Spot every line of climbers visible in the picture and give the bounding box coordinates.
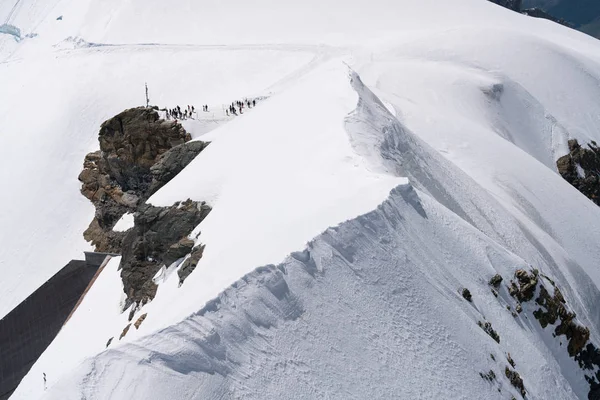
[166,105,201,120]
[162,97,261,121]
[226,98,256,116]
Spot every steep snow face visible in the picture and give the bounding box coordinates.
[5,0,600,399]
[37,187,581,400]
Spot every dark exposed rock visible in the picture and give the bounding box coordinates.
[480,370,497,383]
[163,237,196,268]
[533,282,589,356]
[576,343,600,371]
[178,245,205,286]
[509,269,538,302]
[148,141,208,196]
[79,107,208,254]
[507,353,516,368]
[119,200,210,307]
[478,320,500,343]
[512,271,600,398]
[557,139,600,207]
[489,274,503,287]
[505,367,526,398]
[98,107,190,192]
[462,288,473,302]
[78,107,212,318]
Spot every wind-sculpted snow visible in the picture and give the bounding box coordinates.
[41,184,582,399]
[6,0,600,398]
[17,62,600,400]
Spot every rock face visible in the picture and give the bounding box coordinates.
[79,107,210,306]
[489,274,503,287]
[509,269,538,302]
[557,139,600,206]
[79,107,208,253]
[505,367,526,398]
[98,106,190,192]
[506,268,600,399]
[478,320,500,343]
[177,245,205,285]
[120,200,211,308]
[134,313,147,329]
[148,141,208,196]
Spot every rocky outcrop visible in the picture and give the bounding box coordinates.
[508,269,538,302]
[98,106,190,191]
[178,245,205,285]
[119,324,131,340]
[489,274,503,287]
[134,313,147,329]
[79,107,208,253]
[478,320,500,343]
[533,284,590,357]
[148,141,208,196]
[120,200,210,307]
[505,367,526,398]
[507,268,600,398]
[79,107,211,306]
[462,288,472,302]
[557,139,600,206]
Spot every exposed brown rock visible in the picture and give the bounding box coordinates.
[479,369,497,383]
[79,107,208,254]
[557,139,600,206]
[98,107,190,191]
[119,324,131,340]
[134,313,147,329]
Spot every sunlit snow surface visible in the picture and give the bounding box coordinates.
[3,0,600,399]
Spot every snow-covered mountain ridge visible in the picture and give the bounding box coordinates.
[3,0,600,399]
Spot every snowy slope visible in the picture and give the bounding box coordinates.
[0,41,315,318]
[4,0,600,399]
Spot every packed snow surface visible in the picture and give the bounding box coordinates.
[111,213,134,232]
[3,0,600,399]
